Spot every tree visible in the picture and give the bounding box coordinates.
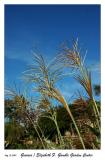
[94,85,100,96]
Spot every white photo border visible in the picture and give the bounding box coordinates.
[0,0,105,159]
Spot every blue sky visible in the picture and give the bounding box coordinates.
[5,5,101,102]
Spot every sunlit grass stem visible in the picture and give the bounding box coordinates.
[79,64,100,131]
[61,96,86,149]
[41,112,65,147]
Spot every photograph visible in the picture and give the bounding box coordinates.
[4,4,101,150]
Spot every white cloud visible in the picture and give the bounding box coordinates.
[5,49,33,64]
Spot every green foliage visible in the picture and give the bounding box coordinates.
[5,121,25,148]
[94,85,101,96]
[5,98,101,149]
[56,106,71,134]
